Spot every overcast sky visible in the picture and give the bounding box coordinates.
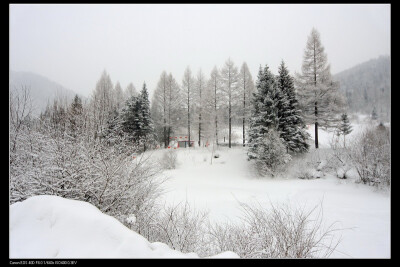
[10,4,390,98]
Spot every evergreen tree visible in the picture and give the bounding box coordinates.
[102,108,124,145]
[247,65,290,176]
[337,113,352,147]
[120,95,139,142]
[68,94,83,138]
[371,107,378,120]
[121,82,154,151]
[138,82,154,151]
[277,61,309,153]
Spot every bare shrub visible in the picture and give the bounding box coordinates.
[148,201,209,254]
[208,201,341,258]
[348,125,390,188]
[293,148,330,179]
[161,149,178,169]
[325,135,353,179]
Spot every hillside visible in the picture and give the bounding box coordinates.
[334,55,390,122]
[9,71,82,116]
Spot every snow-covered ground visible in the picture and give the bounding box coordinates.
[9,114,390,259]
[9,195,239,259]
[157,116,390,258]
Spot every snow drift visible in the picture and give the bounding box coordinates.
[9,195,239,258]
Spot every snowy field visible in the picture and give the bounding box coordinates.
[9,115,390,259]
[157,116,390,258]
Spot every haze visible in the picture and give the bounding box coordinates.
[9,4,390,98]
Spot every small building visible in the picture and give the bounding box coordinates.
[169,134,195,148]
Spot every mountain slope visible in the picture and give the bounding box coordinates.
[334,55,390,121]
[9,71,82,116]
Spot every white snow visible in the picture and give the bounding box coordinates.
[10,115,389,259]
[9,195,239,259]
[157,118,390,258]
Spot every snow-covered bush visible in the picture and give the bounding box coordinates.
[249,129,291,177]
[208,201,341,258]
[294,148,329,179]
[9,96,165,237]
[327,136,353,179]
[161,149,178,169]
[149,201,209,255]
[348,125,390,188]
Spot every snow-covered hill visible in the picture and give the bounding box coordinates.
[9,195,238,259]
[9,71,84,116]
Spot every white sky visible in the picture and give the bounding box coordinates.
[9,4,390,98]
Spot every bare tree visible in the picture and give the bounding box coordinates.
[113,81,125,110]
[221,58,239,148]
[182,67,195,147]
[9,85,34,154]
[238,62,255,147]
[90,70,114,138]
[194,69,207,147]
[124,82,138,100]
[296,28,345,148]
[205,66,222,146]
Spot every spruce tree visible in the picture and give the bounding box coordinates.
[120,83,154,152]
[138,82,154,151]
[248,65,278,160]
[371,107,378,120]
[277,61,309,153]
[337,113,352,147]
[68,94,83,139]
[248,64,290,175]
[121,95,139,142]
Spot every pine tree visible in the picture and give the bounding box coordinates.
[277,61,309,153]
[337,113,352,147]
[68,94,83,139]
[247,65,290,175]
[138,82,154,151]
[248,65,279,158]
[371,107,378,120]
[121,95,139,142]
[120,83,154,151]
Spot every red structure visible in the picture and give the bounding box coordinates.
[170,135,194,148]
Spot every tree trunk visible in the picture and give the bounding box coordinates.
[229,104,231,148]
[315,102,318,149]
[215,78,218,146]
[187,83,191,147]
[163,78,167,148]
[199,80,202,147]
[228,70,231,148]
[243,77,246,147]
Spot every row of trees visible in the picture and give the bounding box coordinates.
[151,60,255,148]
